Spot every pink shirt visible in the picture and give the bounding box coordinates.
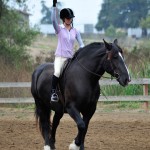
[51,7,84,58]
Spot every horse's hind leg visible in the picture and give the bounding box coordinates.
[41,114,51,150]
[35,100,51,150]
[66,104,85,150]
[50,110,64,149]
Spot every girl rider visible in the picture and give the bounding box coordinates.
[51,0,84,102]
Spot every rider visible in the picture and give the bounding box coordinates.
[51,0,84,102]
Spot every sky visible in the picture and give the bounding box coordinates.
[26,0,103,26]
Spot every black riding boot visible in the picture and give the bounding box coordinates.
[51,75,59,102]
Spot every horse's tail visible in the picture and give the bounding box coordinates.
[31,67,42,126]
[31,64,52,138]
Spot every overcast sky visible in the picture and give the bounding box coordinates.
[27,0,103,26]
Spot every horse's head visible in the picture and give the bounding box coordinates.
[103,39,131,86]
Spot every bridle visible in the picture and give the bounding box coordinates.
[106,50,120,80]
[74,50,120,80]
[69,48,121,101]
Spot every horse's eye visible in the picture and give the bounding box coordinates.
[113,54,118,59]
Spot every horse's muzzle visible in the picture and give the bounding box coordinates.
[119,76,131,86]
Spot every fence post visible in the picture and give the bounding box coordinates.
[143,84,149,111]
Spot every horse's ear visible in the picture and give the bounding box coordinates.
[114,39,118,45]
[103,39,112,50]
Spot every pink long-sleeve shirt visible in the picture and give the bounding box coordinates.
[51,7,84,58]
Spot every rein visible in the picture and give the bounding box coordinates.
[74,51,114,79]
[75,54,103,78]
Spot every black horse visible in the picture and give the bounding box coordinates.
[31,39,130,150]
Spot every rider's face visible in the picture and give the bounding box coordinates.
[64,18,73,25]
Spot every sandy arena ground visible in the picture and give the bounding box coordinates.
[0,107,150,150]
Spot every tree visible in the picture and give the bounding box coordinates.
[96,0,150,31]
[0,0,7,20]
[140,16,150,29]
[105,24,126,38]
[105,24,116,37]
[140,16,150,36]
[40,0,62,24]
[0,0,38,67]
[40,0,52,24]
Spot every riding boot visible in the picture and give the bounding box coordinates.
[51,75,59,102]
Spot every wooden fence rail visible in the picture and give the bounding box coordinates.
[99,78,150,110]
[0,78,149,108]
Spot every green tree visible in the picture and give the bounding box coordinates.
[140,16,150,36]
[105,24,126,38]
[140,16,150,28]
[40,1,62,24]
[96,0,150,31]
[105,24,116,37]
[40,0,52,24]
[0,0,38,67]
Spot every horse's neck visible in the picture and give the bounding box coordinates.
[77,51,106,77]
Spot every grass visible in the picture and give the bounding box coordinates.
[101,84,144,96]
[96,101,146,112]
[117,102,141,109]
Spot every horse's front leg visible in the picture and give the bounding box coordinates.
[76,104,97,150]
[66,104,85,150]
[50,109,64,149]
[75,118,89,150]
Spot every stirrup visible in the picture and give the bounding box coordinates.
[51,92,59,102]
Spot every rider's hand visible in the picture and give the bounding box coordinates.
[53,0,57,7]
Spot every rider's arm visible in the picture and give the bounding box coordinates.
[51,7,60,34]
[76,30,84,48]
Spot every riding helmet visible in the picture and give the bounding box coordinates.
[60,8,75,19]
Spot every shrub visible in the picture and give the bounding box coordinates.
[105,25,126,38]
[0,8,38,67]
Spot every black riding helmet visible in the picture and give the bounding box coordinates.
[60,8,75,19]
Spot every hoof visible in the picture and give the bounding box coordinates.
[44,145,51,150]
[69,140,80,150]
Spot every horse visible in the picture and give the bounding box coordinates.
[31,39,130,150]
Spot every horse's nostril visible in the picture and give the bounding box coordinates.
[125,78,130,85]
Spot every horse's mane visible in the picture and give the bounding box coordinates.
[72,42,105,60]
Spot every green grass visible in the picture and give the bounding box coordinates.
[97,101,144,112]
[117,102,141,109]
